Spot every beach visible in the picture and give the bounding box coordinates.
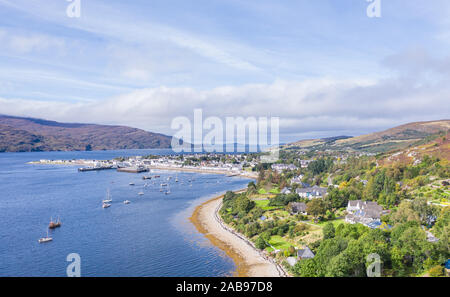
[190,193,287,277]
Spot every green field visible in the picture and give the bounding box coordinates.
[265,235,293,252]
[254,199,280,211]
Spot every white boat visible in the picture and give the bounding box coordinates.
[38,230,53,243]
[102,189,112,203]
[102,202,111,209]
[123,200,131,204]
[138,192,144,196]
[129,182,135,186]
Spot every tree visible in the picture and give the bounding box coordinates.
[434,207,450,238]
[288,246,296,256]
[390,222,430,274]
[293,258,317,277]
[391,201,420,224]
[323,223,335,239]
[247,181,257,195]
[255,236,268,250]
[306,199,327,220]
[236,195,255,214]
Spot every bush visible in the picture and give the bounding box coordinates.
[255,236,267,250]
[429,266,444,277]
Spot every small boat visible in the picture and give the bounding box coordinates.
[102,189,112,203]
[142,176,152,180]
[123,200,131,204]
[38,230,53,244]
[154,175,160,178]
[138,192,144,196]
[161,183,168,187]
[102,202,111,209]
[129,182,135,186]
[48,216,62,229]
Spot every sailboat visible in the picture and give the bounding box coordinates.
[175,174,179,183]
[123,200,131,204]
[38,229,53,243]
[48,216,62,229]
[102,202,111,209]
[103,189,112,203]
[165,185,171,195]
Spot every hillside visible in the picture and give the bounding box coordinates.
[286,120,450,153]
[378,133,450,167]
[0,115,172,152]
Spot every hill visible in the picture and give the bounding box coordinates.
[286,120,450,153]
[0,115,172,152]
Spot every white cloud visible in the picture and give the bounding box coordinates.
[1,73,448,141]
[0,29,65,54]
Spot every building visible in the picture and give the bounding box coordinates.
[299,160,313,168]
[297,246,315,260]
[271,164,298,173]
[290,202,307,215]
[296,185,327,199]
[286,257,298,267]
[290,175,304,185]
[345,200,384,227]
[281,187,292,194]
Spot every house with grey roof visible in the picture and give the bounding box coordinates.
[271,164,298,173]
[296,185,327,199]
[345,200,383,227]
[290,202,307,215]
[297,246,315,260]
[290,175,304,185]
[281,187,292,194]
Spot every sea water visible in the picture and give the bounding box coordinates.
[0,150,250,276]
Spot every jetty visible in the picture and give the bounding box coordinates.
[78,166,114,172]
[117,167,149,173]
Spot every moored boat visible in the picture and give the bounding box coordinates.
[48,216,62,229]
[38,230,53,243]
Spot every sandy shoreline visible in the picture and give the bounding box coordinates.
[190,192,287,277]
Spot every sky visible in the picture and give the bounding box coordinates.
[0,0,449,142]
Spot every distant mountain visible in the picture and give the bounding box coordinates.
[286,120,450,153]
[0,115,172,152]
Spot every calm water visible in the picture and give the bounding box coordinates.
[0,150,250,277]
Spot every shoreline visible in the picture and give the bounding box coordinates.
[190,191,288,277]
[28,161,258,180]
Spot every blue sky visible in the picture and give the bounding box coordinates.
[0,0,449,141]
